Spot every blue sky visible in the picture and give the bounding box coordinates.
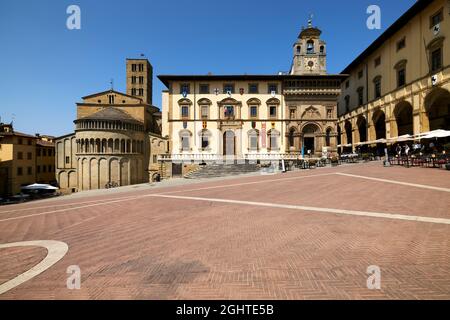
[0,0,416,137]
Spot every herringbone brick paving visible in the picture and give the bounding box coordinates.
[0,162,449,299]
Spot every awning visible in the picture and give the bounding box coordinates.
[420,129,450,139]
[388,134,414,143]
[337,144,352,148]
[21,183,59,190]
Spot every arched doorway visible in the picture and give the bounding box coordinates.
[373,110,386,139]
[356,116,367,143]
[344,120,352,144]
[223,131,235,156]
[372,109,386,156]
[337,125,342,144]
[199,129,212,151]
[425,88,450,131]
[394,101,413,136]
[302,123,319,154]
[337,125,342,154]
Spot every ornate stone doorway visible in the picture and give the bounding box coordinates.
[302,123,320,154]
[304,137,315,153]
[223,130,236,157]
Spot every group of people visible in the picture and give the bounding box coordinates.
[393,140,446,157]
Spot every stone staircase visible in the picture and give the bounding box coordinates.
[184,163,261,179]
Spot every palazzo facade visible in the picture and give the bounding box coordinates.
[159,20,346,167]
[337,0,450,151]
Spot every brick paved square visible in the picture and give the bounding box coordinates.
[0,162,449,300]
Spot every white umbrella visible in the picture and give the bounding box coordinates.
[21,183,59,190]
[421,129,450,139]
[388,134,414,142]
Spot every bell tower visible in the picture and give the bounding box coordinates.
[290,17,327,75]
[126,58,153,105]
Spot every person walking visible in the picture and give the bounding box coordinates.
[396,144,402,157]
[404,144,411,168]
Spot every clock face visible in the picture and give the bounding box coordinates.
[308,61,314,68]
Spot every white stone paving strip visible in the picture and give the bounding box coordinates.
[159,173,336,195]
[0,196,143,223]
[147,194,450,225]
[0,195,140,215]
[0,173,333,222]
[0,240,69,295]
[335,172,450,193]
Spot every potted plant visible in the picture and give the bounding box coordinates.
[330,156,339,166]
[309,159,317,168]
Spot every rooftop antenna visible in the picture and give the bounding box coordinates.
[110,78,114,91]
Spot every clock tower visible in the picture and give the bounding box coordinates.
[290,17,327,75]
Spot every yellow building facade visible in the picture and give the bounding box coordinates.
[0,123,56,196]
[337,0,450,150]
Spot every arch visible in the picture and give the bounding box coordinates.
[58,171,68,189]
[247,129,259,151]
[101,139,107,153]
[302,123,320,135]
[197,98,212,105]
[223,130,236,156]
[356,115,367,142]
[82,158,90,190]
[177,98,192,105]
[344,120,353,145]
[337,125,342,147]
[267,129,280,151]
[266,98,280,105]
[393,101,413,136]
[68,170,77,189]
[120,159,129,186]
[126,140,131,153]
[306,39,314,54]
[247,98,261,105]
[95,139,100,153]
[109,158,120,185]
[151,172,161,183]
[179,129,192,152]
[107,139,113,153]
[219,97,240,105]
[99,158,108,188]
[424,87,450,131]
[199,129,212,150]
[90,158,99,189]
[372,109,386,139]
